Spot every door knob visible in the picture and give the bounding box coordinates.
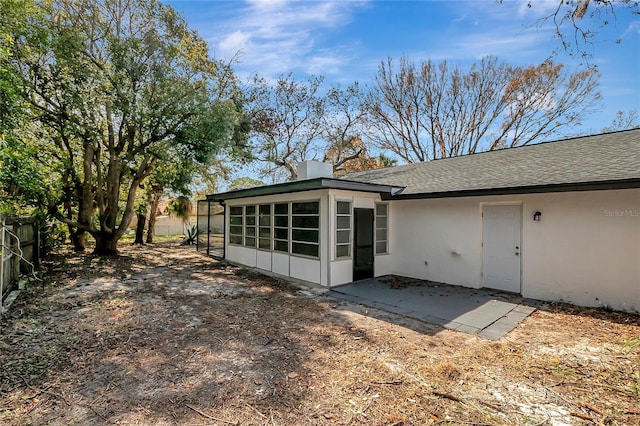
[515,252,520,256]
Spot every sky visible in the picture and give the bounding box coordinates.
[165,0,639,131]
[165,0,639,185]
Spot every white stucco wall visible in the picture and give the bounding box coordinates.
[521,189,640,312]
[385,189,640,312]
[386,197,486,288]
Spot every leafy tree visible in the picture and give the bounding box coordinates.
[228,177,265,190]
[0,0,48,215]
[168,196,193,231]
[365,56,600,163]
[6,0,243,254]
[376,153,398,168]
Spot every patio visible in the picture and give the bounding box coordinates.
[329,275,540,340]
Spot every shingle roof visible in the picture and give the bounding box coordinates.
[339,129,640,198]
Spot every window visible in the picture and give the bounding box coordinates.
[229,206,243,245]
[291,201,319,257]
[244,205,256,247]
[258,204,271,250]
[375,203,388,254]
[273,202,289,253]
[335,201,351,258]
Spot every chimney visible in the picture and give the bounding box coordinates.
[297,160,333,180]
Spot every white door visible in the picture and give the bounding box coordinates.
[482,205,521,293]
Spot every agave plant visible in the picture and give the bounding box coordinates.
[181,225,198,246]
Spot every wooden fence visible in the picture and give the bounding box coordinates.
[1,216,39,302]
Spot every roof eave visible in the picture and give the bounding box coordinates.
[384,178,640,200]
[206,178,402,202]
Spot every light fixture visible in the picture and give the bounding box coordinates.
[533,211,542,221]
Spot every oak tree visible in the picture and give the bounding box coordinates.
[6,0,243,254]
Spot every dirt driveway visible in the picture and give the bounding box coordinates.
[1,243,638,425]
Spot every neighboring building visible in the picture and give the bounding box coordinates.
[129,199,198,236]
[199,129,640,312]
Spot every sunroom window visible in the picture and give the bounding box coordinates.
[375,203,388,254]
[244,205,256,247]
[229,206,243,245]
[291,201,319,257]
[336,201,351,258]
[273,202,289,253]
[258,204,272,250]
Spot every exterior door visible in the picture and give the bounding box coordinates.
[482,205,521,293]
[353,208,374,281]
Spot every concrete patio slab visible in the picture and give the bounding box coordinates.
[329,275,540,340]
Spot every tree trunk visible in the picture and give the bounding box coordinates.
[93,231,119,256]
[146,188,162,244]
[134,213,146,244]
[70,229,86,252]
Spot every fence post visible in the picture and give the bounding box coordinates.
[34,221,40,269]
[11,223,20,286]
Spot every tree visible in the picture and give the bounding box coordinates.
[168,196,193,232]
[6,0,243,254]
[138,151,234,244]
[0,0,48,215]
[228,177,265,190]
[248,76,383,181]
[512,0,640,57]
[321,83,385,175]
[602,110,639,131]
[249,74,325,181]
[365,56,600,163]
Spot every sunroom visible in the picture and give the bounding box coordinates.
[197,163,400,287]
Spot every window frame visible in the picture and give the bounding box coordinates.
[228,205,244,246]
[290,200,320,258]
[243,205,257,248]
[273,202,290,253]
[375,203,389,255]
[335,200,352,259]
[258,204,272,251]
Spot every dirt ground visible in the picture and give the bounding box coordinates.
[0,243,638,426]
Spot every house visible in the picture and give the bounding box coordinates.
[200,129,640,313]
[129,198,205,236]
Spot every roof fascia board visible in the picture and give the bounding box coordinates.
[383,179,640,200]
[207,178,399,202]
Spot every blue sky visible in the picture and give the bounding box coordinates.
[166,0,639,138]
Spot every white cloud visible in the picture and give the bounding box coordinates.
[218,30,252,57]
[247,0,289,8]
[203,0,369,78]
[621,20,640,39]
[516,0,559,18]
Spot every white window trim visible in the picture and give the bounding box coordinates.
[335,200,352,259]
[375,202,389,255]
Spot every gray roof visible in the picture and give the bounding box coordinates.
[339,129,640,198]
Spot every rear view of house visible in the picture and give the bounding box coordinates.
[199,129,640,313]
